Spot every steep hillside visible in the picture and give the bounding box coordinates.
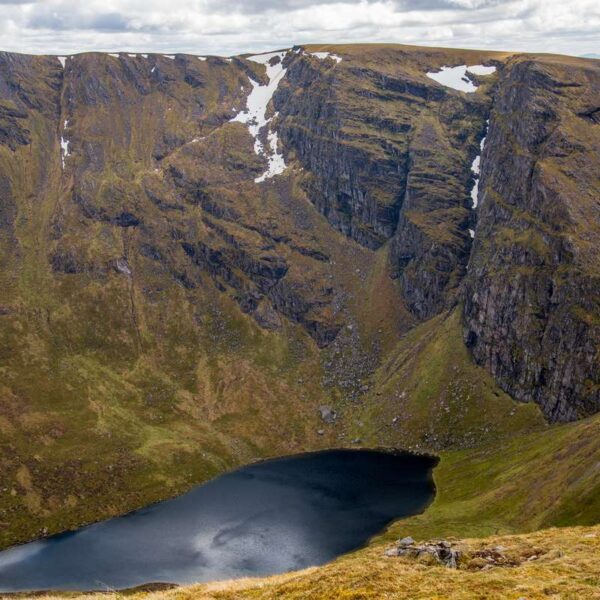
[0,44,598,552]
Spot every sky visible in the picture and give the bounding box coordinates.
[0,0,597,57]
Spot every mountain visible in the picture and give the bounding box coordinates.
[0,44,599,551]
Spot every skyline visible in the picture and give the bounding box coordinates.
[0,0,597,58]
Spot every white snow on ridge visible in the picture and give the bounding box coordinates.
[310,51,342,64]
[426,64,496,93]
[466,65,496,76]
[198,56,207,61]
[231,50,289,183]
[57,56,67,68]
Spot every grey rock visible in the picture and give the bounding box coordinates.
[318,405,337,424]
[386,539,461,568]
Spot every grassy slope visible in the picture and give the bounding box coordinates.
[350,309,545,450]
[10,307,600,599]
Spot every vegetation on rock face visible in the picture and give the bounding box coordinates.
[0,44,598,584]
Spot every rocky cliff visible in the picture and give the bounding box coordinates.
[275,46,493,318]
[463,55,600,422]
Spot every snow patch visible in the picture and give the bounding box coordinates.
[60,119,72,169]
[466,65,496,76]
[469,228,475,238]
[198,56,207,61]
[231,50,289,183]
[164,55,175,60]
[57,56,67,68]
[426,64,496,93]
[310,51,342,63]
[151,66,156,74]
[109,53,119,58]
[60,136,70,169]
[255,131,286,182]
[469,119,489,209]
[141,54,148,59]
[128,53,137,58]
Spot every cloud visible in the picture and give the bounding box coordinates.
[0,0,596,57]
[27,10,134,32]
[159,0,509,14]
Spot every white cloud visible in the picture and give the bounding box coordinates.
[0,0,596,56]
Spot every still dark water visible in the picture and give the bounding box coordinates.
[0,449,436,593]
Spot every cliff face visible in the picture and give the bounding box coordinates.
[275,47,493,318]
[463,55,600,422]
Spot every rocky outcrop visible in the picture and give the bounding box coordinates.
[385,537,461,568]
[384,535,550,570]
[463,56,600,421]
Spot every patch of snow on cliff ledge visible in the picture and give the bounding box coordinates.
[470,119,489,209]
[426,64,496,93]
[311,51,342,63]
[231,50,289,183]
[60,120,70,169]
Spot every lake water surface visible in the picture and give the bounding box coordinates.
[0,449,436,592]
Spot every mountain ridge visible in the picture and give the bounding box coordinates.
[0,42,598,550]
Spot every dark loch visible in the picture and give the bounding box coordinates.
[0,449,436,592]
